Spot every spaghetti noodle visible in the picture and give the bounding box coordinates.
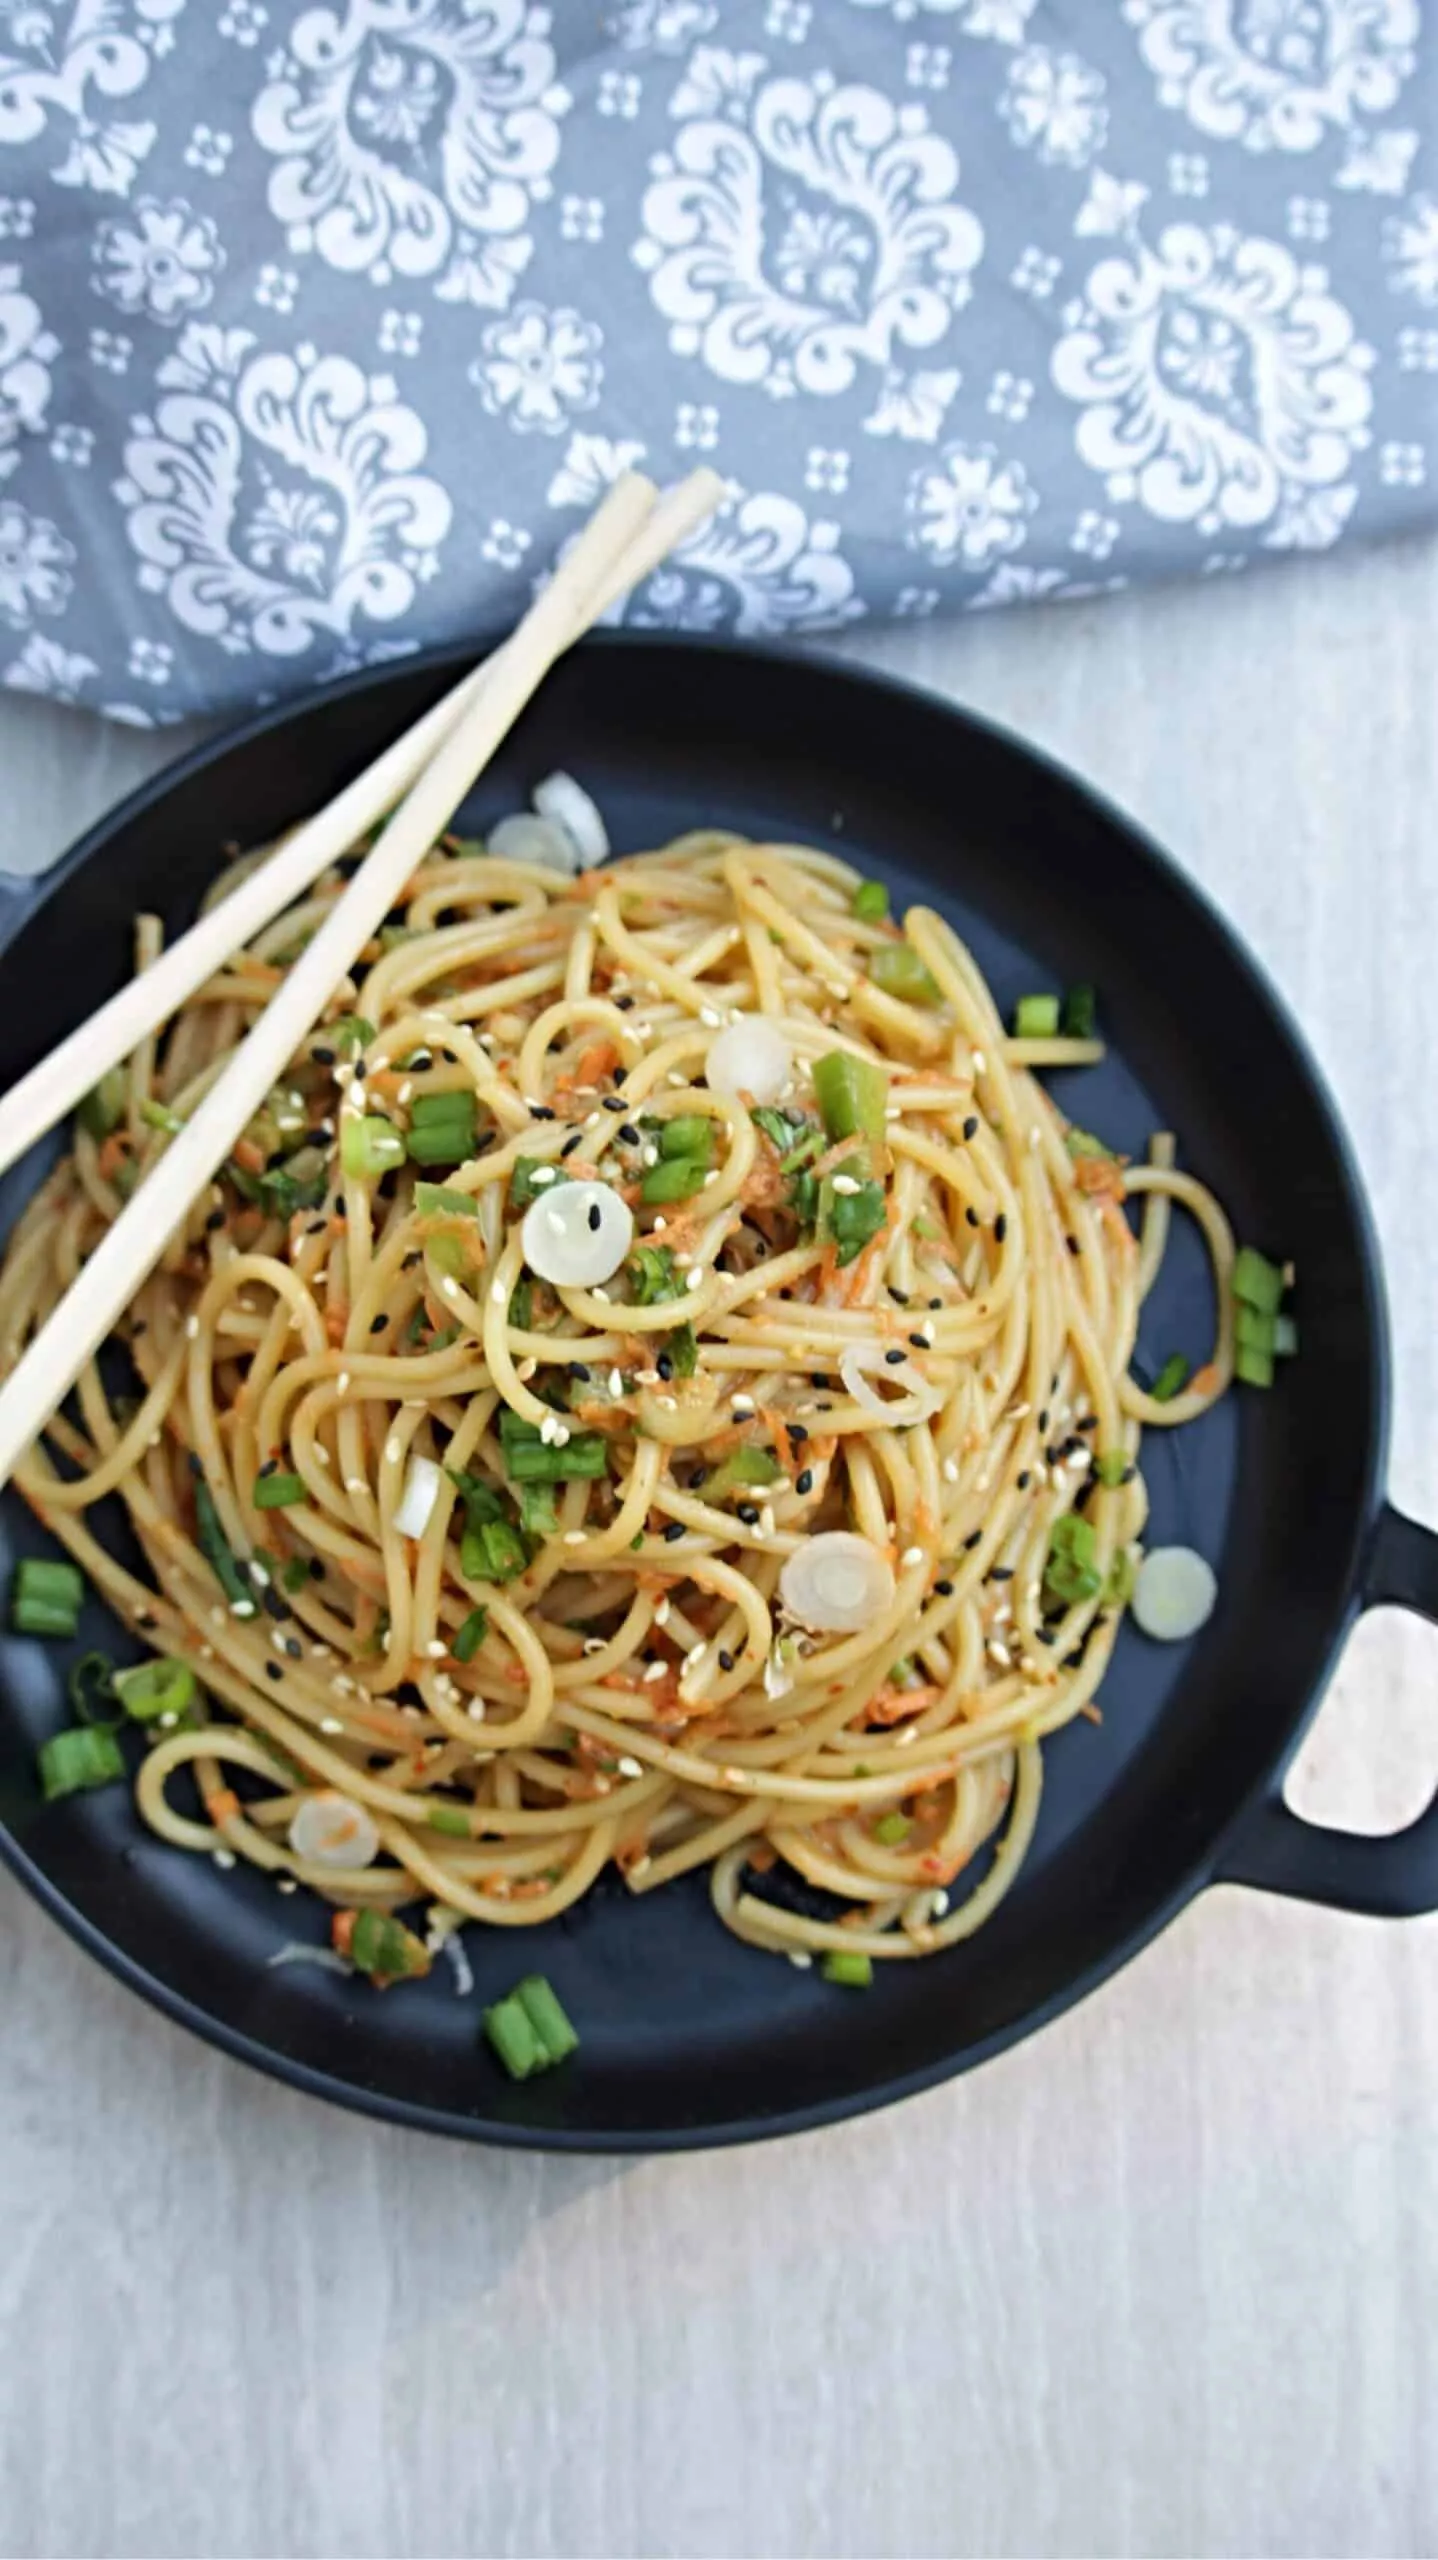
[0,824,1236,1971]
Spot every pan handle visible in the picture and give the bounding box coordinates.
[1215,1503,1438,1917]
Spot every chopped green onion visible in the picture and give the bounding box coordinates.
[427,1803,470,1837]
[1043,1514,1103,1608]
[11,1556,84,1638]
[509,1156,570,1211]
[499,1415,609,1483]
[193,1478,256,1615]
[779,1126,824,1174]
[329,1015,375,1056]
[1151,1353,1190,1403]
[658,1114,714,1166]
[508,1277,533,1332]
[821,1951,873,1988]
[461,1516,528,1585]
[889,1656,918,1684]
[515,1973,579,2064]
[1233,1245,1285,1316]
[483,1991,547,2080]
[341,1908,430,1982]
[665,1321,698,1380]
[112,1656,196,1723]
[341,1114,406,1180]
[406,1092,477,1166]
[812,1049,888,1145]
[1105,1549,1138,1607]
[253,1470,306,1509]
[76,1067,126,1141]
[39,1725,125,1801]
[139,1096,185,1135]
[69,1650,119,1728]
[414,1182,478,1218]
[627,1242,683,1304]
[869,946,941,1007]
[1013,994,1060,1038]
[1235,1342,1274,1389]
[446,1468,508,1524]
[1065,1128,1114,1161]
[452,1606,488,1663]
[282,1555,312,1593]
[872,1810,912,1847]
[259,1148,328,1219]
[1094,1449,1130,1488]
[427,1231,467,1281]
[704,1446,783,1501]
[1273,1312,1299,1358]
[851,879,890,922]
[1235,1304,1275,1354]
[1061,983,1097,1040]
[518,1482,560,1539]
[641,1156,708,1204]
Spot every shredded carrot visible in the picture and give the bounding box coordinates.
[865,1682,941,1727]
[205,1787,241,1827]
[324,1302,349,1346]
[1074,1154,1127,1204]
[232,1136,266,1176]
[331,1909,358,1958]
[574,1039,620,1086]
[1189,1362,1220,1398]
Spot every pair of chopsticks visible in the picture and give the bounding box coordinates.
[0,467,723,1492]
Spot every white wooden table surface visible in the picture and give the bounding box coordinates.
[2,538,1436,2560]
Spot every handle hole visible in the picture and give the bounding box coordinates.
[1284,1608,1438,1838]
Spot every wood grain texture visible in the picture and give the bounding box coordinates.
[2,535,1436,2560]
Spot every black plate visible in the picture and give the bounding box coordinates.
[2,637,1436,2152]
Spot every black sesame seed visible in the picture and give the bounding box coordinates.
[962,1116,978,1140]
[963,1529,983,1551]
[615,995,635,1011]
[1037,1628,1057,1646]
[587,1203,602,1232]
[531,1104,556,1122]
[884,1347,905,1366]
[656,1354,673,1382]
[1038,1409,1050,1432]
[1120,1464,1137,1485]
[1066,1235,1082,1256]
[259,1457,278,1478]
[369,1315,388,1335]
[402,1250,422,1270]
[308,1558,324,1580]
[662,1521,685,1543]
[966,1208,979,1228]
[1017,1470,1032,1490]
[561,1131,585,1158]
[264,1662,283,1681]
[787,1422,808,1444]
[934,1579,954,1597]
[796,1468,814,1496]
[989,1566,1014,1583]
[1076,1413,1099,1433]
[206,1207,226,1232]
[312,1044,335,1067]
[602,1096,625,1113]
[809,1373,832,1389]
[188,1454,203,1478]
[619,1123,641,1144]
[408,1050,433,1072]
[262,1588,290,1623]
[994,1214,1008,1244]
[908,1332,927,1349]
[889,1287,910,1306]
[1045,1447,1061,1469]
[306,1218,327,1237]
[736,1501,761,1525]
[567,1361,591,1382]
[283,1637,303,1659]
[718,1650,734,1672]
[928,1298,942,1311]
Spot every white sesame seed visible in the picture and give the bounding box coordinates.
[320,1716,344,1733]
[1029,1125,1042,1150]
[917,1323,935,1345]
[896,1725,920,1746]
[426,1639,448,1658]
[608,1367,623,1397]
[397,1080,413,1106]
[702,1169,719,1187]
[184,1314,200,1340]
[787,1950,813,1970]
[490,1280,507,1304]
[758,1505,775,1539]
[592,1285,610,1303]
[901,1545,925,1567]
[942,1456,961,1484]
[349,1084,367,1113]
[336,1371,350,1393]
[212,1848,236,1869]
[700,1006,722,1028]
[440,1277,459,1299]
[684,1642,705,1667]
[628,1854,652,1880]
[530,1165,556,1187]
[617,1755,643,1778]
[384,1436,402,1466]
[731,1393,754,1415]
[643,1659,667,1683]
[652,1214,668,1233]
[831,1174,860,1196]
[468,1701,486,1722]
[248,1559,269,1587]
[345,1476,367,1494]
[641,1143,658,1167]
[972,1050,986,1074]
[931,1890,950,1917]
[685,1266,703,1292]
[539,1413,558,1444]
[986,1639,1012,1667]
[230,1599,257,1619]
[277,1876,298,1895]
[552,1422,570,1446]
[516,1357,537,1381]
[563,1530,587,1546]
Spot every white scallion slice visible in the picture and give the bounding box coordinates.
[840,1341,943,1426]
[705,1016,791,1108]
[521,1178,633,1288]
[393,1452,441,1540]
[1131,1546,1217,1643]
[487,813,578,872]
[780,1531,895,1635]
[533,770,609,867]
[266,1942,354,1975]
[288,1792,382,1871]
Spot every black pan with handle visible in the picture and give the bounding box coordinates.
[1,637,1434,2149]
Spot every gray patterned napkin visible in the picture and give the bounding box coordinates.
[0,0,1431,725]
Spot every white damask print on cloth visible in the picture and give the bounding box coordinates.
[635,53,983,395]
[251,0,569,305]
[0,0,1428,722]
[1053,218,1374,535]
[114,323,451,654]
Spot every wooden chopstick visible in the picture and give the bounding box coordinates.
[0,467,723,1184]
[0,467,722,1491]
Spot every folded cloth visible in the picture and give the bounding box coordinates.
[0,0,1431,725]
